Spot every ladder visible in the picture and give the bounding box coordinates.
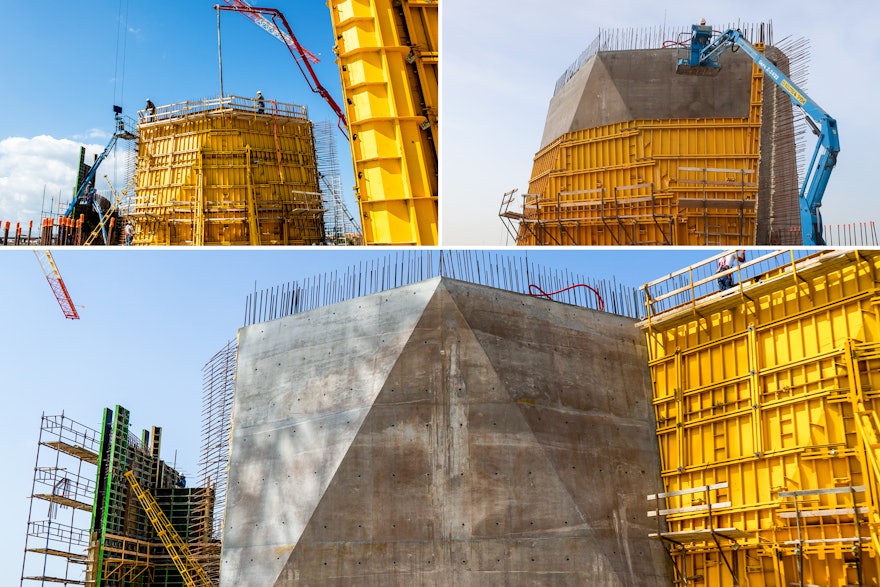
[122,470,212,587]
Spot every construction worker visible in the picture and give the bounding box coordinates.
[176,474,186,488]
[145,98,156,121]
[124,221,134,246]
[717,250,746,291]
[256,91,265,114]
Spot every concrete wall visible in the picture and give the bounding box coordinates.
[222,278,668,586]
[541,48,754,148]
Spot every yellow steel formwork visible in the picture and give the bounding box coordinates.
[517,48,765,247]
[132,96,324,246]
[328,0,438,245]
[639,250,880,586]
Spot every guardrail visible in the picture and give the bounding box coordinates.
[640,249,817,318]
[138,94,308,123]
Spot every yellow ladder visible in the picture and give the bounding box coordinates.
[83,205,117,246]
[123,470,212,587]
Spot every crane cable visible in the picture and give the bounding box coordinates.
[113,0,130,107]
[528,283,605,312]
[111,0,131,186]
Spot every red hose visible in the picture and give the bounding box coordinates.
[528,283,605,312]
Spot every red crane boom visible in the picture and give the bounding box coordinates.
[33,251,80,320]
[217,2,348,138]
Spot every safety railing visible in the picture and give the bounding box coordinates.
[26,519,92,549]
[40,413,101,455]
[138,94,308,123]
[640,249,818,319]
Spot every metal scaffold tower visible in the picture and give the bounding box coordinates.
[20,413,101,586]
[314,120,360,244]
[198,340,238,585]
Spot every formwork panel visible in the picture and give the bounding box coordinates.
[518,118,760,246]
[329,0,438,245]
[517,48,767,246]
[132,96,323,246]
[639,250,880,587]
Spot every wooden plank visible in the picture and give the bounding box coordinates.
[783,536,869,545]
[678,166,754,174]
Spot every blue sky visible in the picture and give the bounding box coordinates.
[0,0,356,227]
[443,0,880,245]
[1,247,726,583]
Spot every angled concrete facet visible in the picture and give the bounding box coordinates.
[223,278,669,586]
[541,48,755,148]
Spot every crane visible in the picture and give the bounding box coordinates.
[216,2,349,138]
[33,250,80,320]
[64,106,137,244]
[676,23,840,246]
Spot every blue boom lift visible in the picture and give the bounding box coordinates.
[677,23,839,245]
[64,105,137,244]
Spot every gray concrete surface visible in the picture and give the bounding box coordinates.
[541,48,754,148]
[222,278,668,586]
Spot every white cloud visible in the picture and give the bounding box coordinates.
[73,128,111,141]
[0,135,112,225]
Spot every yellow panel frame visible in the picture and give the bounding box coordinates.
[132,97,324,246]
[517,48,765,246]
[639,250,880,586]
[328,0,438,245]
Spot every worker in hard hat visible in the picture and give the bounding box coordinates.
[124,221,134,246]
[717,250,746,290]
[145,98,156,121]
[256,91,265,115]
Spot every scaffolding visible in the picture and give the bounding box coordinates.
[197,340,237,585]
[21,406,219,587]
[20,413,100,586]
[313,120,360,244]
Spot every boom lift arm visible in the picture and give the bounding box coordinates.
[64,106,137,244]
[678,25,840,245]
